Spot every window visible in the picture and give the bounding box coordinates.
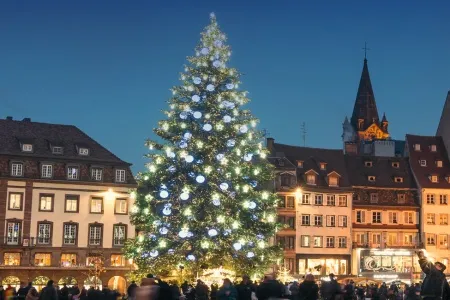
[86,255,103,267]
[394,177,403,183]
[437,160,443,168]
[392,162,399,168]
[89,224,102,246]
[78,147,89,155]
[326,215,336,227]
[356,210,366,223]
[65,195,79,213]
[302,194,310,205]
[431,144,437,152]
[338,237,347,248]
[404,212,414,224]
[286,196,295,208]
[91,168,103,181]
[301,235,310,247]
[306,174,316,185]
[328,176,338,187]
[368,176,376,182]
[431,175,439,183]
[52,146,63,154]
[427,234,435,245]
[286,236,295,250]
[372,233,381,245]
[67,166,79,180]
[326,237,335,248]
[427,194,435,204]
[338,216,348,227]
[420,160,427,167]
[314,194,323,205]
[114,169,126,183]
[113,224,127,246]
[326,195,335,206]
[314,215,323,226]
[414,144,421,151]
[388,212,398,224]
[338,195,347,206]
[61,254,77,267]
[356,233,368,245]
[4,253,20,266]
[111,254,126,267]
[39,194,53,212]
[63,223,77,245]
[280,174,291,187]
[115,198,128,214]
[283,258,295,272]
[37,223,51,244]
[11,163,23,177]
[441,195,448,205]
[6,222,20,245]
[320,163,327,170]
[313,236,323,248]
[370,193,378,203]
[353,193,360,202]
[90,197,103,213]
[439,234,448,249]
[8,193,22,210]
[387,233,397,246]
[41,164,53,178]
[301,215,310,226]
[427,213,436,225]
[34,253,51,266]
[297,161,303,168]
[372,212,382,224]
[440,214,449,225]
[22,144,33,152]
[397,194,406,204]
[365,161,373,167]
[277,197,285,208]
[404,234,414,245]
[285,216,295,229]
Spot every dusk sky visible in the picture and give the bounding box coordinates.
[1,1,449,172]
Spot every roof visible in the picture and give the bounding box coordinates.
[436,91,450,137]
[345,155,416,189]
[350,59,384,133]
[271,142,351,188]
[0,118,130,165]
[406,134,450,188]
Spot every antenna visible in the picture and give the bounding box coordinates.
[262,128,271,138]
[301,122,307,146]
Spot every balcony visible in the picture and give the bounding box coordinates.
[352,241,423,249]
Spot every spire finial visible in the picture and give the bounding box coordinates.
[362,42,370,60]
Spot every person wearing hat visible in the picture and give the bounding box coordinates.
[417,250,450,299]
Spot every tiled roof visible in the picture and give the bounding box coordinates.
[0,118,130,165]
[272,143,351,188]
[406,134,450,188]
[345,155,416,189]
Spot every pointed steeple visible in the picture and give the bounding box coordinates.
[381,112,387,123]
[350,58,380,132]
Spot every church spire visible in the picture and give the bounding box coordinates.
[350,58,380,132]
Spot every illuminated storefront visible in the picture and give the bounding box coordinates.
[297,254,351,277]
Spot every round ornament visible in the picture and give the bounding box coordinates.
[185,155,194,163]
[187,86,194,92]
[216,153,225,161]
[247,252,255,258]
[203,124,213,132]
[212,198,221,206]
[223,115,232,123]
[244,153,253,161]
[180,192,190,201]
[226,83,234,90]
[213,60,222,68]
[193,111,202,119]
[250,181,257,187]
[233,242,242,250]
[196,175,206,183]
[220,182,229,191]
[187,254,196,261]
[168,166,176,172]
[201,48,210,55]
[159,227,168,235]
[193,77,201,84]
[206,84,215,92]
[160,190,169,199]
[150,250,159,257]
[227,139,236,147]
[248,201,256,209]
[239,125,248,133]
[214,40,223,47]
[180,112,188,119]
[183,132,192,140]
[179,231,188,238]
[208,229,218,237]
[179,141,188,149]
[162,205,172,216]
[167,151,176,158]
[192,95,200,102]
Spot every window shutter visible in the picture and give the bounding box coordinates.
[290,175,296,186]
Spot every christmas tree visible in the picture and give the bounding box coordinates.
[125,13,280,278]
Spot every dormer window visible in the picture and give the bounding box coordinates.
[420,160,427,167]
[91,168,103,181]
[52,146,63,155]
[414,144,421,151]
[280,173,292,187]
[297,161,303,168]
[328,176,338,187]
[306,174,316,185]
[392,162,400,168]
[365,161,373,167]
[278,159,285,167]
[437,160,443,168]
[430,175,439,183]
[368,176,376,182]
[320,163,327,170]
[394,177,403,183]
[22,144,33,152]
[78,148,89,156]
[397,194,406,204]
[431,145,437,152]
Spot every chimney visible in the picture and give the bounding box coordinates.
[6,116,13,120]
[266,138,275,154]
[22,118,31,122]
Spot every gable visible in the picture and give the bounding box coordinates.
[358,123,389,141]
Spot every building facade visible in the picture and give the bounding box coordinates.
[0,117,136,292]
[268,139,353,278]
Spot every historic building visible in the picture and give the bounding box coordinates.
[0,117,136,292]
[268,138,353,278]
[406,134,450,273]
[346,155,421,283]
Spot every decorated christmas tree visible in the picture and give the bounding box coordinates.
[125,13,280,279]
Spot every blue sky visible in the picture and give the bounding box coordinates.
[1,1,449,172]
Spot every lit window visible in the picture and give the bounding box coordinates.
[431,145,437,152]
[115,199,128,214]
[338,216,347,227]
[52,146,63,154]
[440,214,448,225]
[67,166,79,180]
[34,253,51,266]
[372,212,382,224]
[404,212,414,224]
[91,168,103,181]
[404,234,414,245]
[302,194,310,205]
[111,254,126,267]
[427,234,435,245]
[368,176,376,182]
[320,163,327,170]
[4,253,20,266]
[301,215,310,226]
[326,195,335,206]
[8,193,22,210]
[306,174,316,185]
[37,223,51,244]
[338,195,347,206]
[365,161,373,167]
[39,194,53,211]
[370,193,378,203]
[431,175,439,183]
[88,225,102,246]
[22,144,33,152]
[437,160,443,168]
[313,236,323,248]
[439,234,448,249]
[115,169,126,183]
[326,237,335,248]
[6,222,20,245]
[78,147,89,156]
[414,144,421,151]
[286,196,295,208]
[427,194,435,204]
[394,177,403,183]
[61,254,77,267]
[297,161,303,168]
[11,163,23,177]
[392,162,399,168]
[397,194,406,204]
[41,164,53,178]
[338,237,347,248]
[326,215,336,227]
[113,225,126,246]
[63,224,77,245]
[420,160,427,167]
[314,194,323,205]
[427,213,436,225]
[86,255,103,267]
[356,210,366,223]
[314,215,322,226]
[441,195,448,205]
[300,235,310,247]
[388,212,398,224]
[90,197,103,213]
[65,195,79,212]
[328,176,338,186]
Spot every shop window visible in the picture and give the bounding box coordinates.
[111,254,126,267]
[34,253,51,266]
[4,253,20,266]
[298,259,306,275]
[61,254,77,267]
